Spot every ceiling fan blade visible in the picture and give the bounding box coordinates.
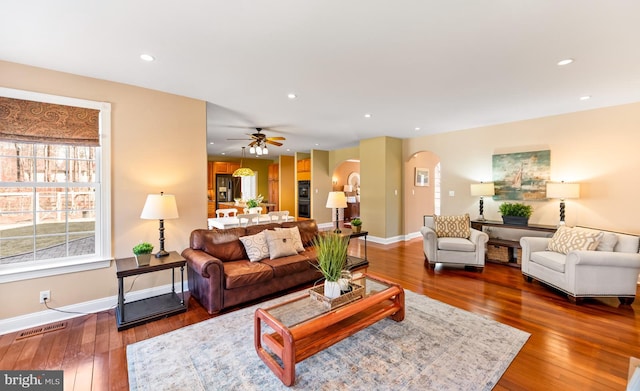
[266,136,286,141]
[248,140,258,147]
[227,138,252,141]
[265,140,283,147]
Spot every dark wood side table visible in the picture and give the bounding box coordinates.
[115,250,187,331]
[471,220,557,266]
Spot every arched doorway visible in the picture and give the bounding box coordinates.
[404,151,441,234]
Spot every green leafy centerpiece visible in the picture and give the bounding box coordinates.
[313,232,350,298]
[498,202,533,226]
[133,242,154,266]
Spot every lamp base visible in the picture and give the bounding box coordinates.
[155,250,170,258]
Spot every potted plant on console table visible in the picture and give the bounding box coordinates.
[350,218,362,233]
[498,202,533,226]
[313,233,350,298]
[133,242,154,266]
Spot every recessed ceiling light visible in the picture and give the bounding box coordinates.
[315,143,320,146]
[580,95,591,101]
[221,152,226,155]
[364,113,372,118]
[140,54,155,62]
[287,93,297,99]
[414,127,421,131]
[557,58,574,66]
[209,142,214,145]
[286,148,291,152]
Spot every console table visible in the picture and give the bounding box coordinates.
[115,251,187,331]
[471,220,557,267]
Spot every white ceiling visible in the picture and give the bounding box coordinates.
[2,1,640,158]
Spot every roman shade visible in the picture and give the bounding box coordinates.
[0,97,100,146]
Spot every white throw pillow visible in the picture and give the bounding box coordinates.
[274,226,305,252]
[547,226,603,255]
[238,231,270,262]
[264,229,298,259]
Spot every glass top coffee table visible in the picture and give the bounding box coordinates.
[254,274,405,386]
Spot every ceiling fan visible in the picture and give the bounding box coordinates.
[227,128,286,155]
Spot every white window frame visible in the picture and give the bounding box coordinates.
[0,87,112,283]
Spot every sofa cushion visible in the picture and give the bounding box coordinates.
[547,226,603,254]
[275,226,305,252]
[264,229,298,259]
[191,228,247,262]
[223,260,274,289]
[437,237,476,252]
[239,231,270,262]
[530,251,567,273]
[434,214,470,238]
[261,253,312,278]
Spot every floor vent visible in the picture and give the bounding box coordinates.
[16,322,67,340]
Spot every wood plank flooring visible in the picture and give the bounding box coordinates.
[1,237,639,390]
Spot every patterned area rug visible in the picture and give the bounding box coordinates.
[127,289,529,390]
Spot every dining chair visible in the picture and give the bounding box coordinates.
[215,209,237,218]
[243,206,263,214]
[268,210,290,223]
[237,213,261,226]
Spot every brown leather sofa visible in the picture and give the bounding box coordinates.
[182,219,322,314]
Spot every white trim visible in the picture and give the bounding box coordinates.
[0,258,112,283]
[0,282,187,335]
[0,87,112,282]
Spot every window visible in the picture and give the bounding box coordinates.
[0,88,111,283]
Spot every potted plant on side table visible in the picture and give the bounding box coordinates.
[350,218,362,233]
[313,233,350,298]
[133,242,154,266]
[498,202,533,226]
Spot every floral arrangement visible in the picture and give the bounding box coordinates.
[246,194,264,208]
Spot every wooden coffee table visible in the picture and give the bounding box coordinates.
[254,274,404,386]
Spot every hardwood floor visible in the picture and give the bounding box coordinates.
[1,237,639,390]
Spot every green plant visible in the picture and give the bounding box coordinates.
[132,242,154,255]
[498,202,533,218]
[350,218,362,227]
[313,233,349,282]
[246,194,264,208]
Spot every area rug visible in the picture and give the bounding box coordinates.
[127,290,529,390]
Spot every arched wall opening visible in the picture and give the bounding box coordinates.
[404,150,441,234]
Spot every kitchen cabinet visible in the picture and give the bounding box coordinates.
[268,163,279,211]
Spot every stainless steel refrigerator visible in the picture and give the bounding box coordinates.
[216,174,241,209]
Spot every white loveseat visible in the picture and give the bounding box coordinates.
[520,226,640,304]
[420,215,489,271]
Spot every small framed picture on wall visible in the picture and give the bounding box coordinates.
[415,168,429,186]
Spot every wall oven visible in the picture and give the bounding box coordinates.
[298,180,310,218]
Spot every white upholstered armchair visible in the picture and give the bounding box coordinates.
[520,226,640,304]
[420,214,489,271]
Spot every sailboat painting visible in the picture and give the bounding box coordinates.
[492,150,550,200]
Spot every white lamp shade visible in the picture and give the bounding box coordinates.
[470,182,495,196]
[546,182,580,199]
[140,193,179,220]
[326,191,348,208]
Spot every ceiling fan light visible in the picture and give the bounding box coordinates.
[249,146,255,154]
[263,146,268,155]
[256,146,262,155]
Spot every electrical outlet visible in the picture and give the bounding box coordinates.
[39,290,50,304]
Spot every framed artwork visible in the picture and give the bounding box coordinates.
[415,168,429,187]
[492,150,550,200]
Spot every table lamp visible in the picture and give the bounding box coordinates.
[326,191,348,233]
[140,191,179,257]
[470,182,495,221]
[546,181,580,226]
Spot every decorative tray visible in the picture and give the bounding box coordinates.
[309,282,365,310]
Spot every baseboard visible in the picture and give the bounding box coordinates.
[0,282,187,335]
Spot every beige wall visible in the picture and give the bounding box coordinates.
[404,102,640,234]
[360,137,403,238]
[0,61,206,319]
[310,150,331,222]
